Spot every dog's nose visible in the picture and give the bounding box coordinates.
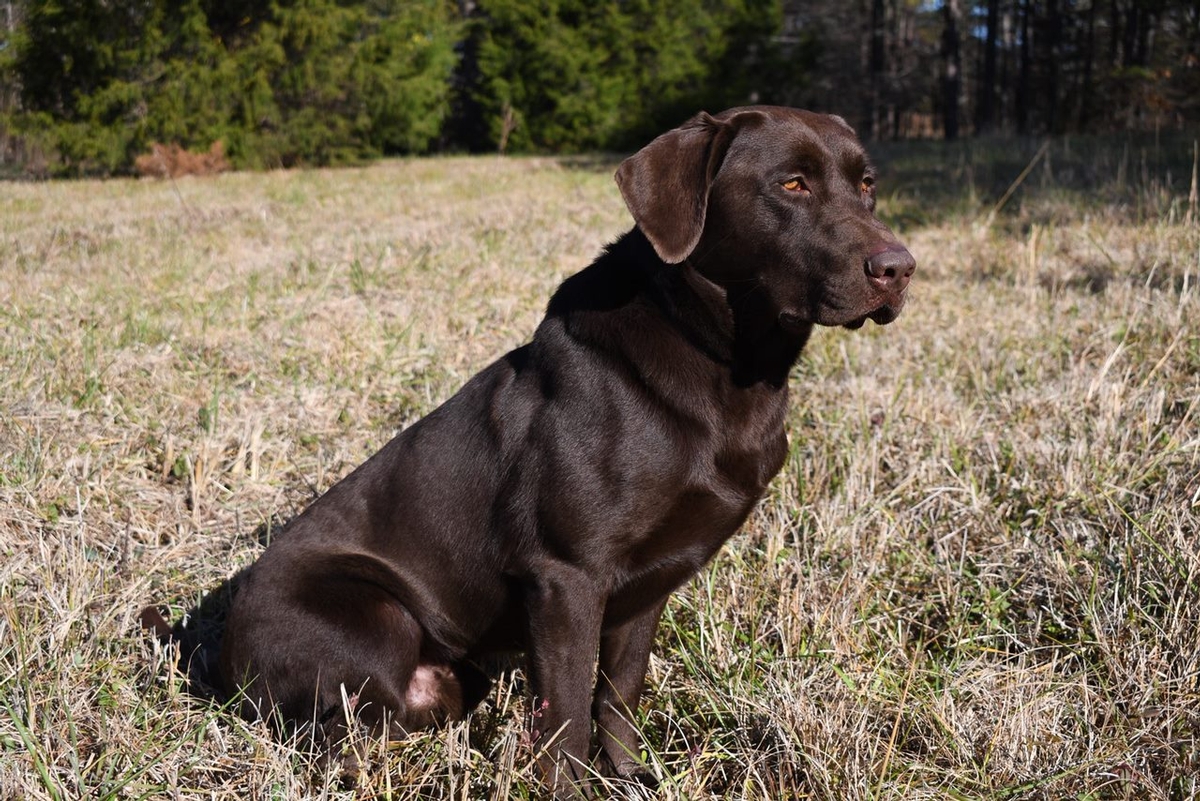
[865,246,916,293]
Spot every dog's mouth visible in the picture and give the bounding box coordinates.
[843,304,900,329]
[781,295,905,332]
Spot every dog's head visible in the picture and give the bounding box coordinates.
[615,106,914,331]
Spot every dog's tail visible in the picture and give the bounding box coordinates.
[139,605,175,641]
[138,604,225,699]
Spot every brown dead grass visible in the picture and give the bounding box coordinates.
[1,142,1198,799]
[134,141,231,179]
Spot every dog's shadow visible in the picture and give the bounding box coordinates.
[141,570,247,704]
[140,514,290,702]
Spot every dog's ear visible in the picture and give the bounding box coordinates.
[615,111,743,264]
[827,113,854,132]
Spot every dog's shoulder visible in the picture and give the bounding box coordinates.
[545,229,656,320]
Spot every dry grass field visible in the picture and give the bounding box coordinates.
[1,136,1198,799]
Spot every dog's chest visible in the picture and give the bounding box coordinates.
[599,402,788,617]
[601,461,775,627]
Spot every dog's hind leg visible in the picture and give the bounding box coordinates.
[306,593,428,781]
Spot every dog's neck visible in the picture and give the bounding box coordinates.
[548,228,811,391]
[636,229,811,390]
[730,305,810,389]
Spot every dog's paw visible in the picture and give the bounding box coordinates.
[610,759,658,789]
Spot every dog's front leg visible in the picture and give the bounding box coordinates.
[524,565,605,797]
[592,598,666,785]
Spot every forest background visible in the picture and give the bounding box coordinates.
[0,0,1198,177]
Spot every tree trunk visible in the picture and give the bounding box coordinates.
[1134,8,1154,67]
[976,0,999,133]
[1123,2,1140,66]
[941,0,961,139]
[1046,0,1062,133]
[1016,0,1031,133]
[865,0,885,139]
[999,2,1013,131]
[1079,0,1097,129]
[1109,0,1122,66]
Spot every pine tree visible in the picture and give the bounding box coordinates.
[470,0,789,153]
[6,0,461,174]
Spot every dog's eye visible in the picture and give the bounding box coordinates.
[782,178,809,194]
[861,177,875,194]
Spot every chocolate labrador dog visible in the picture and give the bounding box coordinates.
[217,106,914,792]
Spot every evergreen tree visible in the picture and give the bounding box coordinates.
[12,0,170,173]
[470,0,790,153]
[5,0,460,174]
[472,0,620,151]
